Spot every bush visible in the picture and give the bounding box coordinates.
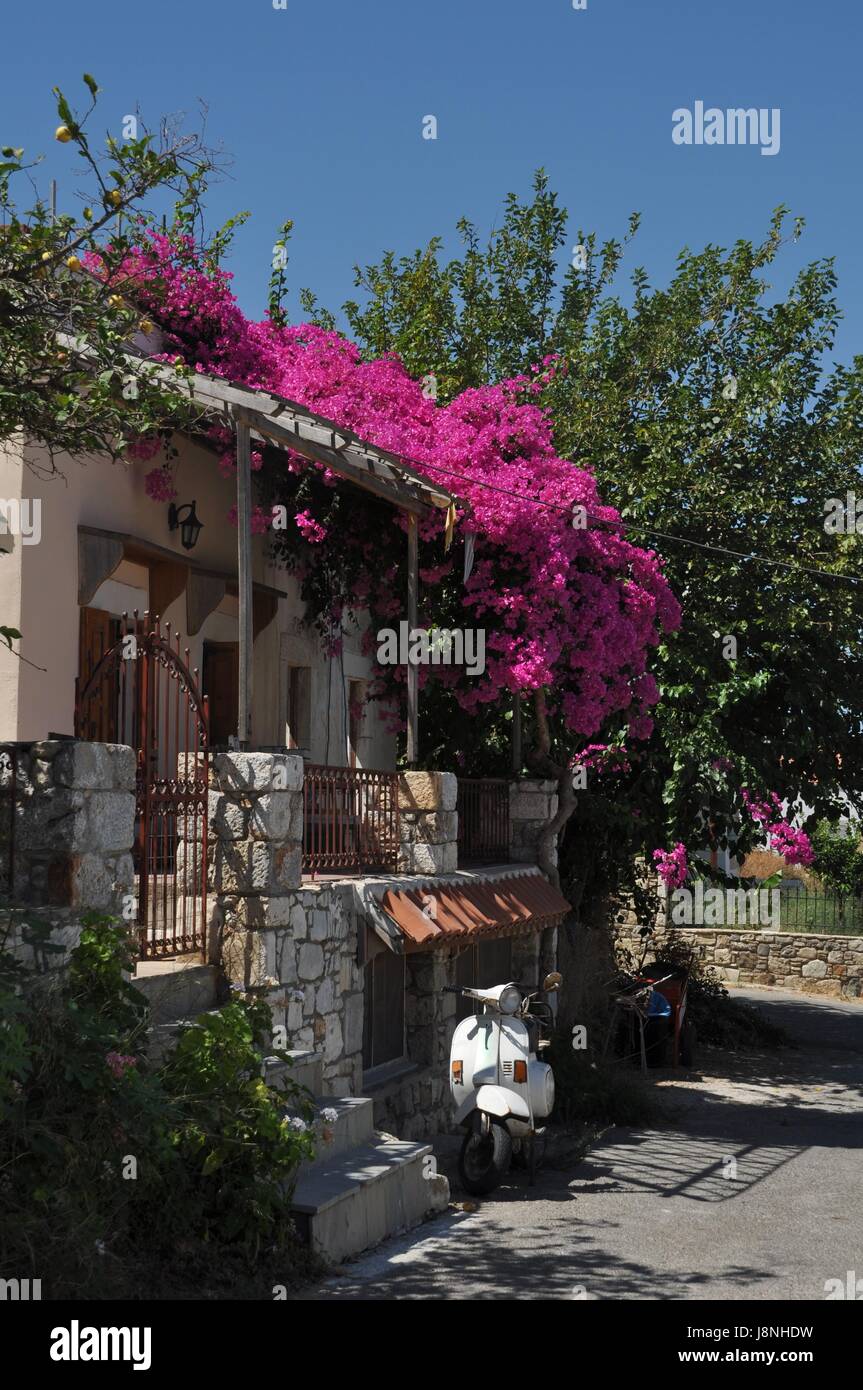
[548,1036,663,1128]
[0,913,318,1298]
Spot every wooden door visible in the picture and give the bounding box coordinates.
[202,642,239,746]
[77,606,119,742]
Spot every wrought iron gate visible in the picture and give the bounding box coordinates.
[75,612,210,959]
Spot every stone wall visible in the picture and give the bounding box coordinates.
[397,770,458,874]
[616,920,863,1000]
[509,778,559,868]
[209,753,561,1129]
[207,751,364,1096]
[0,739,136,967]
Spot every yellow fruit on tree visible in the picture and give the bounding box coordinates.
[106,189,122,207]
[139,318,154,335]
[108,294,124,309]
[55,125,72,143]
[66,255,81,272]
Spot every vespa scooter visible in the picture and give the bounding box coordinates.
[448,972,561,1195]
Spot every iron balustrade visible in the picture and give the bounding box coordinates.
[303,764,400,874]
[457,777,511,864]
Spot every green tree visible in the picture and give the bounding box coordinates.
[305,174,863,900]
[0,76,220,466]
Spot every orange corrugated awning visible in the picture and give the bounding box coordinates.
[375,872,571,949]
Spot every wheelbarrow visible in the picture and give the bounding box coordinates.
[637,960,697,1068]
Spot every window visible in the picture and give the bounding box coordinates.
[362,944,406,1072]
[455,936,514,1022]
[285,665,311,750]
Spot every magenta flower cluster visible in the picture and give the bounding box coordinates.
[100,231,681,743]
[740,787,814,867]
[105,1051,137,1079]
[652,842,689,889]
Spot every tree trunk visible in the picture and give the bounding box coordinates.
[526,689,577,891]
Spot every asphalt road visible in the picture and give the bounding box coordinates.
[298,987,863,1301]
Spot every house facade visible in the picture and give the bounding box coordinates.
[0,370,572,1144]
[0,427,391,768]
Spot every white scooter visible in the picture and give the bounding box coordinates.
[448,972,562,1195]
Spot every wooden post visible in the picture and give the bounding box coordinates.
[236,415,253,749]
[512,692,522,775]
[406,512,419,765]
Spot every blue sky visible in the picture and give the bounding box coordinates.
[4,0,861,363]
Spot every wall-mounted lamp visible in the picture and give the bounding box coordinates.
[168,500,204,551]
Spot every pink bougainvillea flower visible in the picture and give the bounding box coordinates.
[96,229,681,745]
[653,842,689,889]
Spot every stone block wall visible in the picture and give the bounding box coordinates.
[208,751,363,1096]
[509,778,559,867]
[397,770,458,875]
[615,920,863,1000]
[0,739,136,967]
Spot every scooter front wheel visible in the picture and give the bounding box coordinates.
[459,1116,513,1196]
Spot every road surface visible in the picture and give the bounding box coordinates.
[297,987,863,1300]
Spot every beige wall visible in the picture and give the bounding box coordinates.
[0,434,394,768]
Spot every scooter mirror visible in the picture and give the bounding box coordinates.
[542,971,562,992]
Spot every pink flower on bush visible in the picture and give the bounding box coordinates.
[295,509,327,544]
[767,823,815,867]
[741,787,814,867]
[106,1052,137,1080]
[126,435,162,462]
[143,466,177,502]
[653,842,688,889]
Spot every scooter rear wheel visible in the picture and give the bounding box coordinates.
[459,1116,513,1195]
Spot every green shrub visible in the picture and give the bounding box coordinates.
[0,913,317,1298]
[549,1035,663,1128]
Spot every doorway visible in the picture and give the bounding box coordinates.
[202,641,239,746]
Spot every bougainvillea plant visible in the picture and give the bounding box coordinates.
[86,224,682,874]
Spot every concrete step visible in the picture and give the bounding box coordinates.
[295,1095,375,1164]
[132,960,219,1025]
[290,1135,444,1264]
[262,1050,323,1096]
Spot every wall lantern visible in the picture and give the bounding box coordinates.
[168,500,203,551]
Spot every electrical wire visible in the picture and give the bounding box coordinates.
[397,455,863,591]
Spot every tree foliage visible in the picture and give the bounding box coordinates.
[306,172,863,892]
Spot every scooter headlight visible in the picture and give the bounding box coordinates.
[499,984,522,1015]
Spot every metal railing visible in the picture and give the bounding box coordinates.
[303,764,400,874]
[778,890,863,936]
[457,777,510,864]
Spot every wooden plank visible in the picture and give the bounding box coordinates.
[77,529,124,605]
[236,418,254,749]
[149,559,187,624]
[186,571,226,636]
[251,414,433,516]
[406,512,418,765]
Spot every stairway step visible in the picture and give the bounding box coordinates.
[262,1050,323,1095]
[132,961,219,1025]
[290,1137,439,1264]
[294,1095,375,1162]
